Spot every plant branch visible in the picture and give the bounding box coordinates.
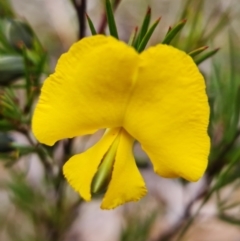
[72,0,86,39]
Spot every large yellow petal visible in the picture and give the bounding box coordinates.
[63,128,120,201]
[123,44,210,182]
[32,35,139,145]
[101,129,147,209]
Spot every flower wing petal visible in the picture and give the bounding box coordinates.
[32,35,139,145]
[124,44,210,182]
[101,129,147,209]
[63,128,120,201]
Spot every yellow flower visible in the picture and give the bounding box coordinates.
[32,35,210,209]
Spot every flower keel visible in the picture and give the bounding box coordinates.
[63,128,120,201]
[101,129,147,209]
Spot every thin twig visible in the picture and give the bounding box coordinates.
[72,0,86,39]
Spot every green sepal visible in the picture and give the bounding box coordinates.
[162,19,187,45]
[86,14,97,35]
[189,46,208,58]
[134,7,151,48]
[137,18,161,53]
[105,0,118,39]
[195,48,220,65]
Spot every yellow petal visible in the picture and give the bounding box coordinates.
[63,128,120,201]
[123,44,210,182]
[32,35,139,145]
[101,129,147,209]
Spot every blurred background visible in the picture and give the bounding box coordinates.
[1,0,240,240]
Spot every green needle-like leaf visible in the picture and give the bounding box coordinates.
[219,214,240,226]
[134,7,151,48]
[105,0,118,39]
[166,26,172,34]
[0,119,13,131]
[184,0,204,49]
[189,46,208,58]
[179,0,191,19]
[233,87,240,128]
[195,48,220,65]
[162,19,187,45]
[137,18,161,53]
[86,14,97,35]
[128,27,138,46]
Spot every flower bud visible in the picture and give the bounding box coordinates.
[0,55,24,85]
[2,19,34,50]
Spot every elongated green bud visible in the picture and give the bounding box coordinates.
[0,55,24,85]
[2,19,34,50]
